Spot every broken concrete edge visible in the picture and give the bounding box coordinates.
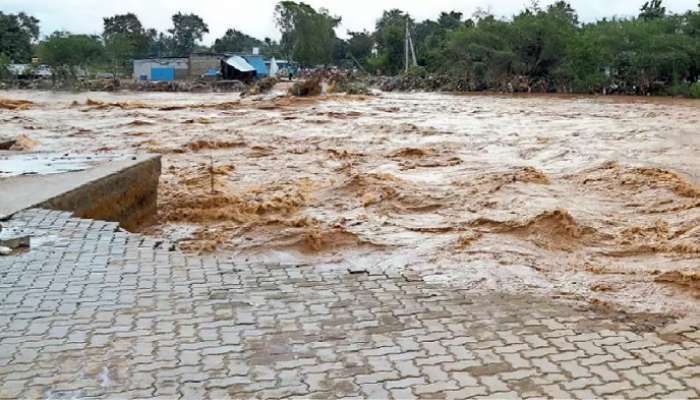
[37,155,161,231]
[1,155,161,231]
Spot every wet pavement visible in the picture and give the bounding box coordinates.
[1,209,700,399]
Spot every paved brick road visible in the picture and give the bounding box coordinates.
[1,209,699,399]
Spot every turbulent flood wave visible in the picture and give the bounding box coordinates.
[3,89,700,314]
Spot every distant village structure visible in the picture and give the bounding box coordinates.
[132,49,290,81]
[6,51,290,83]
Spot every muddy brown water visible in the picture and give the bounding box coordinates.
[2,89,700,314]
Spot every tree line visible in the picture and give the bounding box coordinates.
[1,0,699,96]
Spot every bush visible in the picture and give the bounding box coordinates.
[403,65,428,79]
[690,82,700,99]
[343,82,371,95]
[666,82,689,97]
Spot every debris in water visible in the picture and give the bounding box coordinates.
[9,134,38,151]
[289,77,322,97]
[0,137,16,150]
[0,98,33,110]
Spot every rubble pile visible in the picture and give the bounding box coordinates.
[363,73,469,92]
[327,73,372,95]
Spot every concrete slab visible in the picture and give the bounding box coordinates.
[0,153,160,229]
[0,153,96,177]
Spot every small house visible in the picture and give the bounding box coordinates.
[133,57,189,81]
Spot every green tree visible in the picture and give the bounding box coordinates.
[684,7,700,80]
[0,53,10,79]
[147,30,172,57]
[260,37,282,58]
[38,31,104,81]
[346,30,374,68]
[444,14,519,90]
[332,37,349,66]
[371,9,413,74]
[364,0,699,95]
[437,11,464,30]
[412,11,465,72]
[213,29,263,53]
[104,33,135,81]
[508,2,578,87]
[0,12,40,63]
[168,13,209,55]
[103,13,151,57]
[102,13,154,80]
[275,1,341,66]
[640,0,666,20]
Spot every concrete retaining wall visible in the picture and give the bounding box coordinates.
[37,156,161,230]
[0,155,161,231]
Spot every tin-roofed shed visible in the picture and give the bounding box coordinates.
[221,55,257,81]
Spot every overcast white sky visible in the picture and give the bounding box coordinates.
[3,0,698,43]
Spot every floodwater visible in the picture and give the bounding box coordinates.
[2,89,700,314]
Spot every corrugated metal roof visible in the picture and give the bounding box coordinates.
[225,56,256,72]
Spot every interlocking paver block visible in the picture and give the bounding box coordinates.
[0,208,698,399]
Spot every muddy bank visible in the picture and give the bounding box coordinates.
[3,88,700,314]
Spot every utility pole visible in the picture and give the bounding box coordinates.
[409,32,417,68]
[404,19,417,73]
[405,20,410,73]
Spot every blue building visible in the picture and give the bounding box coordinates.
[132,57,189,81]
[240,55,268,77]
